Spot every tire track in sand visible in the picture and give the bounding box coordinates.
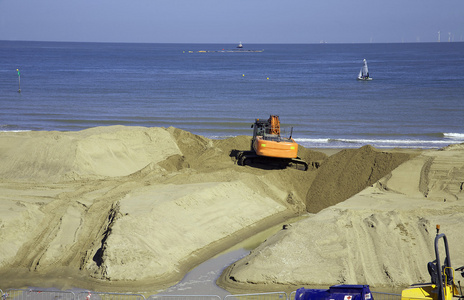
[10,179,133,275]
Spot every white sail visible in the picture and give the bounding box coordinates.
[357,59,372,80]
[362,59,369,77]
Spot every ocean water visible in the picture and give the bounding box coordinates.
[1,41,463,149]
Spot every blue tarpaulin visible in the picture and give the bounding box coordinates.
[295,285,373,300]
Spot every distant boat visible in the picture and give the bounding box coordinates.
[357,59,372,81]
[237,41,243,48]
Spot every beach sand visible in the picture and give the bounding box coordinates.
[0,126,462,294]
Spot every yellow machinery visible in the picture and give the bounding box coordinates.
[401,225,463,300]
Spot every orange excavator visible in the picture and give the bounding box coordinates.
[236,115,308,171]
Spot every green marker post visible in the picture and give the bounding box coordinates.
[17,69,21,93]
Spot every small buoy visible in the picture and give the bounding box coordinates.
[17,68,21,92]
[242,74,245,77]
[267,77,269,80]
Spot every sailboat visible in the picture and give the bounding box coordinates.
[237,41,243,48]
[357,59,372,81]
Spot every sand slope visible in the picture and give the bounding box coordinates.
[1,126,454,293]
[219,144,464,292]
[0,126,181,181]
[305,146,413,213]
[0,126,324,290]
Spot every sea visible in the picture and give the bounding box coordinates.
[1,41,464,149]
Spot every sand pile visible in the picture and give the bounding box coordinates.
[305,145,414,213]
[0,126,322,291]
[0,126,182,181]
[219,144,464,292]
[1,126,461,293]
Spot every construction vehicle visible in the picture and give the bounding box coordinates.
[235,115,308,171]
[401,225,463,300]
[295,284,373,300]
[294,225,463,300]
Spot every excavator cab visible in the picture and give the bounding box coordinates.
[252,115,282,141]
[401,225,463,300]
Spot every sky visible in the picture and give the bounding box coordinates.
[0,0,463,44]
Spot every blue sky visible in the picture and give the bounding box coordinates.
[1,0,463,44]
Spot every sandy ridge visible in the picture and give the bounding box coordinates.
[218,145,464,293]
[0,126,316,290]
[1,126,462,294]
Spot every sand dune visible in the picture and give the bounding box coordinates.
[0,126,322,290]
[0,126,181,181]
[0,126,462,294]
[218,144,464,292]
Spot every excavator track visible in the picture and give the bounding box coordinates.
[236,151,308,171]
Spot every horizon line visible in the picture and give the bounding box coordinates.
[1,39,463,45]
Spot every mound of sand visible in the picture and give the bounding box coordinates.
[305,145,415,213]
[1,126,462,293]
[0,126,322,291]
[0,126,181,181]
[218,144,464,292]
